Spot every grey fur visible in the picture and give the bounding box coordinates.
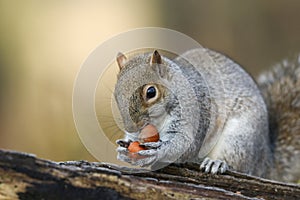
[257,54,300,182]
[114,49,300,182]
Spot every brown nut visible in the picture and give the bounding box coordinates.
[128,141,146,153]
[139,124,160,143]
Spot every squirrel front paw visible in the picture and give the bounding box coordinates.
[200,157,228,174]
[116,139,163,167]
[116,146,133,163]
[116,139,136,164]
[131,141,163,167]
[116,138,132,148]
[133,146,161,166]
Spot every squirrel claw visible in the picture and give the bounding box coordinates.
[116,139,132,148]
[116,146,128,153]
[140,140,162,149]
[200,157,228,174]
[116,146,134,163]
[117,149,132,163]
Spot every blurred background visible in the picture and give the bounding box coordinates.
[0,0,300,162]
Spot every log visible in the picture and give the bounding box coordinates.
[0,149,299,200]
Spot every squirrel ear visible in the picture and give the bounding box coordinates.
[151,50,169,79]
[116,52,127,70]
[150,50,162,64]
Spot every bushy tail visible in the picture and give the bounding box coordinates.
[257,55,300,182]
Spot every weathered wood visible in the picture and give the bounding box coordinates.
[0,149,299,200]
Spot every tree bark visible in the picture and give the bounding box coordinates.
[0,149,299,200]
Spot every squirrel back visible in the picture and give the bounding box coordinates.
[257,56,300,182]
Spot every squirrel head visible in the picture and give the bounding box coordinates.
[114,50,173,133]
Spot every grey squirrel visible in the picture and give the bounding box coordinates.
[114,48,300,183]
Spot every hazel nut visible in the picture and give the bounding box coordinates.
[138,124,160,143]
[127,141,146,153]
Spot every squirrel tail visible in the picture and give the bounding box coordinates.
[257,55,300,182]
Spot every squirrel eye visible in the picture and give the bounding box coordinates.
[146,86,156,99]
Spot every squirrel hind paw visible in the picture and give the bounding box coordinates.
[200,157,228,174]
